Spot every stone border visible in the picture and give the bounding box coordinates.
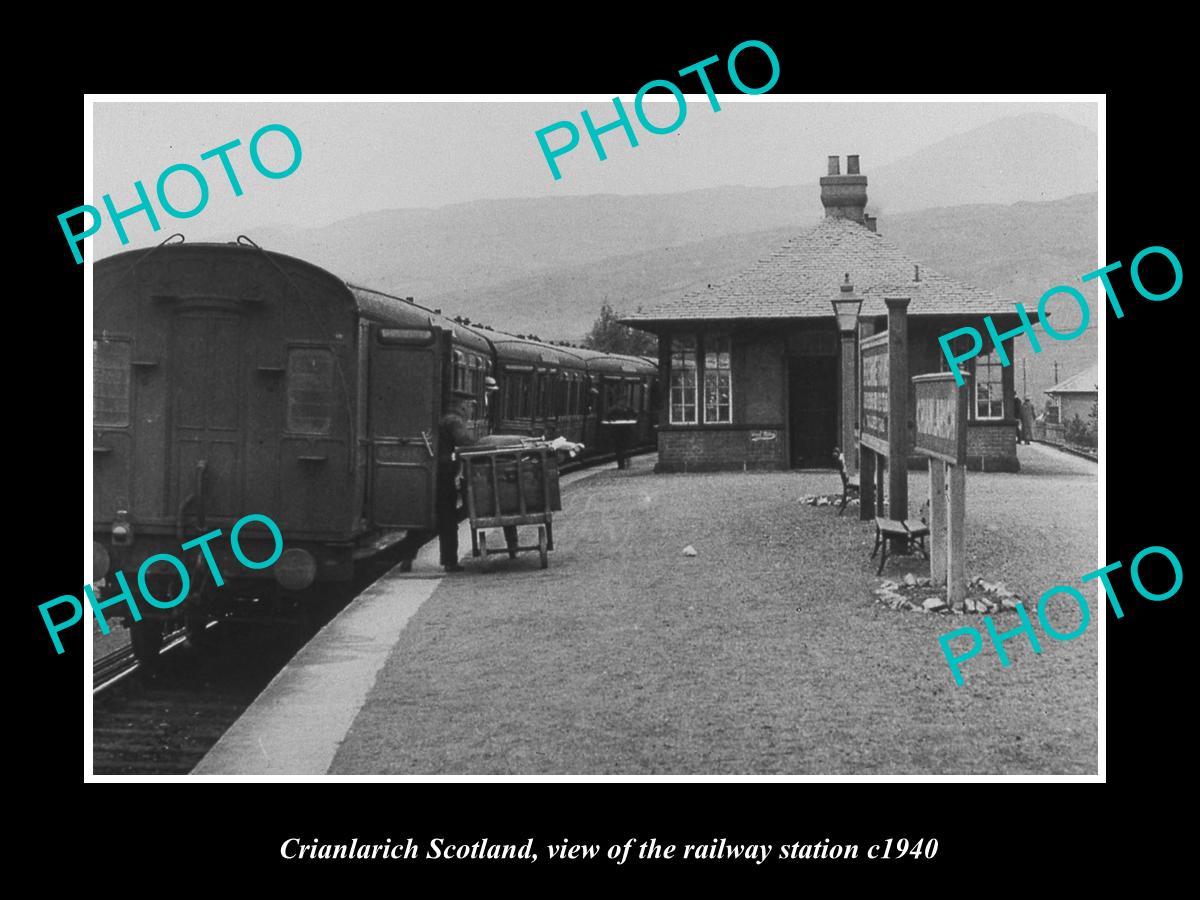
[872,574,1023,615]
[799,493,859,508]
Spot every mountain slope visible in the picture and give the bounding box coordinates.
[224,113,1096,309]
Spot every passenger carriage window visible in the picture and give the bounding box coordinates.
[473,357,485,398]
[670,335,698,424]
[287,347,335,435]
[452,351,466,393]
[504,379,517,420]
[93,338,131,427]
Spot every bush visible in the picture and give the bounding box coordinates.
[1064,413,1097,449]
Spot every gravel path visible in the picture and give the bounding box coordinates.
[332,452,1097,774]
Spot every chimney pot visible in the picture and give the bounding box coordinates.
[819,156,868,224]
[914,264,921,283]
[827,156,840,176]
[847,155,860,175]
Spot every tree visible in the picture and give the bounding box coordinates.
[583,302,657,356]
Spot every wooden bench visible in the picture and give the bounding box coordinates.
[833,448,859,515]
[871,516,931,575]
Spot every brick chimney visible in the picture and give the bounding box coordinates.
[820,155,868,224]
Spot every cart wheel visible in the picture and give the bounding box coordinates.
[538,525,548,569]
[479,532,489,570]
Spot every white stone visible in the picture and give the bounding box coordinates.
[682,545,698,557]
[904,573,917,587]
[922,597,946,611]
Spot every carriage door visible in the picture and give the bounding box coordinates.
[170,309,246,522]
[367,324,440,529]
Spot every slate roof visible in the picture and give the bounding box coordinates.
[624,216,1015,324]
[1045,365,1098,395]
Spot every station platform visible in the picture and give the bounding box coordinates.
[194,443,1097,776]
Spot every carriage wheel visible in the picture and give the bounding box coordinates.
[129,619,164,664]
[538,526,548,569]
[185,609,214,648]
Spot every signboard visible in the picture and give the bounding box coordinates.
[913,370,968,608]
[859,330,889,456]
[913,372,968,465]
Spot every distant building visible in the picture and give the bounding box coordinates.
[624,156,1023,473]
[1042,364,1098,443]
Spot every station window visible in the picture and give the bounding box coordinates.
[670,335,698,424]
[704,337,732,424]
[671,334,732,424]
[1045,399,1061,425]
[286,347,334,434]
[93,338,131,427]
[974,351,1005,420]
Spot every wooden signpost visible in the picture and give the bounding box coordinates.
[912,372,969,609]
[857,298,910,553]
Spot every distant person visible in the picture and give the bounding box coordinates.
[1020,396,1036,445]
[1014,398,1024,444]
[436,400,474,572]
[604,401,637,470]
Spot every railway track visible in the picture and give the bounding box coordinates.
[92,624,213,695]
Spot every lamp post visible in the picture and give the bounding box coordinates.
[832,275,863,470]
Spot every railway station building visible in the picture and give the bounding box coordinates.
[1041,364,1098,444]
[624,156,1023,474]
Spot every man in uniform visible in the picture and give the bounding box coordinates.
[437,400,474,572]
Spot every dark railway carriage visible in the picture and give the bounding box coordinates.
[92,242,492,658]
[486,338,658,455]
[579,352,659,452]
[489,336,591,443]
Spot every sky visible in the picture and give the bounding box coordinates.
[90,98,1098,256]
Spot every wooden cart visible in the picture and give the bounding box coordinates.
[457,444,562,569]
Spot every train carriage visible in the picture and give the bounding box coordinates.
[579,351,659,452]
[489,336,591,443]
[92,241,491,658]
[93,240,660,660]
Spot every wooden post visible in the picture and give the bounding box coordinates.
[875,454,886,517]
[839,330,857,471]
[947,463,966,609]
[929,459,947,587]
[859,444,874,521]
[885,297,910,551]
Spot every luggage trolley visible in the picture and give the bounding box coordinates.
[457,444,562,569]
